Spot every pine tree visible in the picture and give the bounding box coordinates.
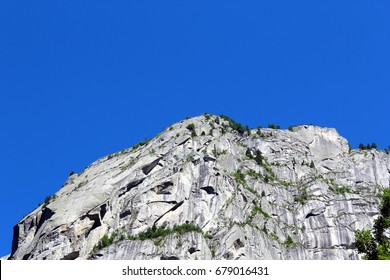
[355,188,390,259]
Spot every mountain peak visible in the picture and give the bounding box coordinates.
[8,114,389,260]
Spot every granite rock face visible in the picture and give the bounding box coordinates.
[8,115,390,260]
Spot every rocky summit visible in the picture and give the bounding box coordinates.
[8,114,390,260]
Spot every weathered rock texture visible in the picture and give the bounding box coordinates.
[8,115,390,260]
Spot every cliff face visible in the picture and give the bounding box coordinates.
[9,115,390,260]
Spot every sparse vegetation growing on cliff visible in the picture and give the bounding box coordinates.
[219,114,250,135]
[186,123,197,137]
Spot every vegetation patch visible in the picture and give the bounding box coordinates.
[186,123,197,137]
[219,114,250,135]
[294,189,309,205]
[231,170,246,185]
[283,235,298,247]
[128,223,211,246]
[120,157,136,171]
[212,145,227,157]
[133,138,151,150]
[92,232,117,253]
[252,205,270,219]
[267,124,280,129]
[359,143,377,150]
[330,185,351,195]
[355,188,390,259]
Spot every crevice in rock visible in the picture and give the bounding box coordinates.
[153,181,174,195]
[22,253,31,260]
[85,213,101,237]
[119,210,132,219]
[323,166,333,171]
[200,186,218,195]
[233,239,245,250]
[223,251,234,260]
[142,158,162,175]
[177,137,190,146]
[203,156,216,162]
[305,212,320,219]
[148,200,177,205]
[188,247,200,254]
[118,178,145,197]
[61,251,80,260]
[100,204,107,219]
[36,207,55,234]
[28,218,35,231]
[160,256,179,260]
[153,201,184,228]
[11,224,20,256]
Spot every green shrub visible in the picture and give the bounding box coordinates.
[247,169,258,179]
[252,205,270,219]
[330,186,351,195]
[219,114,250,135]
[231,170,246,185]
[359,143,378,150]
[186,123,197,137]
[268,124,280,129]
[254,150,263,165]
[44,196,52,205]
[133,138,151,150]
[283,236,297,247]
[93,233,116,252]
[130,223,203,241]
[212,145,227,157]
[355,188,390,259]
[294,190,309,205]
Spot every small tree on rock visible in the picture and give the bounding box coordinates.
[355,188,390,259]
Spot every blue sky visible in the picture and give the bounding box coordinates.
[0,1,389,256]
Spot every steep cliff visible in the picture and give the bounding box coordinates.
[9,114,390,260]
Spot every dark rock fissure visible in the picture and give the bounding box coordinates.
[305,212,320,219]
[22,253,31,260]
[36,207,55,234]
[148,200,177,205]
[142,158,162,175]
[160,256,179,260]
[61,251,80,260]
[153,201,184,228]
[11,224,20,256]
[100,204,107,219]
[153,181,174,195]
[177,137,190,146]
[88,214,102,233]
[118,178,145,197]
[234,239,245,249]
[188,247,200,254]
[119,210,132,219]
[200,186,218,195]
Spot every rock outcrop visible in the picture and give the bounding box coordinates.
[8,115,390,260]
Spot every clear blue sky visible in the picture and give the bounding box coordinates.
[1,1,389,256]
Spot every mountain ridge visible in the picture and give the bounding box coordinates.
[7,114,390,260]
